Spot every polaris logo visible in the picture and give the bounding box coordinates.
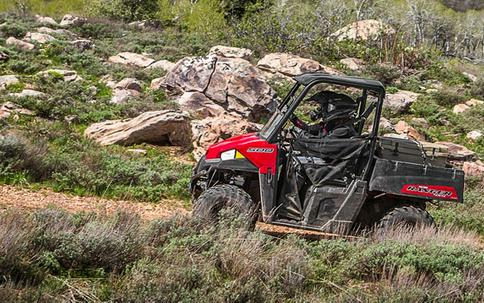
[401,184,457,200]
[247,147,274,153]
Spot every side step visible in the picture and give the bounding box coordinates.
[256,222,361,241]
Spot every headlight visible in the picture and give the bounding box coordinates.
[220,149,245,161]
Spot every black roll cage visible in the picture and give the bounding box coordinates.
[261,73,386,181]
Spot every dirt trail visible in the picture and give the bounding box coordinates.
[0,185,189,221]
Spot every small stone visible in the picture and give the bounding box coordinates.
[0,102,33,119]
[340,58,364,71]
[127,149,147,156]
[8,89,46,98]
[70,39,94,51]
[463,72,477,82]
[37,69,82,82]
[35,15,58,26]
[384,90,420,113]
[115,78,142,92]
[6,37,35,51]
[453,104,470,114]
[466,130,482,141]
[110,89,140,104]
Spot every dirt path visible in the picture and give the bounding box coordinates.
[0,185,189,221]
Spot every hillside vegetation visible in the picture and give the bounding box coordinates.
[0,0,483,301]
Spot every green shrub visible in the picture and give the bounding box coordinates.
[470,77,484,99]
[364,63,402,85]
[429,87,466,107]
[0,22,27,38]
[88,0,159,22]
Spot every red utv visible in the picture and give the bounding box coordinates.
[190,73,464,234]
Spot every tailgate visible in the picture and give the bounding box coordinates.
[369,158,464,202]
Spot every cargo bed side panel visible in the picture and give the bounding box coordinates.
[369,159,464,202]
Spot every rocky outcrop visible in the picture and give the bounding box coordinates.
[191,113,261,160]
[109,52,155,68]
[331,19,395,41]
[38,69,82,82]
[463,161,484,177]
[209,45,253,60]
[60,14,86,27]
[164,55,276,120]
[435,142,475,161]
[84,110,192,147]
[0,102,33,119]
[0,75,19,90]
[24,32,56,44]
[384,90,420,113]
[6,37,35,50]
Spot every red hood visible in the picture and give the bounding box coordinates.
[205,133,278,175]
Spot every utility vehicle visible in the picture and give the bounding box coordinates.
[190,73,464,234]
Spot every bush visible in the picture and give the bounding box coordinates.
[364,63,402,85]
[0,22,27,38]
[429,87,466,107]
[88,0,159,22]
[470,77,484,99]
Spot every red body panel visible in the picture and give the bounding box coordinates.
[205,133,278,175]
[401,184,458,201]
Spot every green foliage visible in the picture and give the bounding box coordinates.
[88,0,159,22]
[0,22,27,38]
[364,63,402,85]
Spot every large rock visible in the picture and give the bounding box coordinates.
[35,15,58,26]
[84,110,192,147]
[24,32,56,44]
[146,60,176,72]
[465,99,483,107]
[257,53,322,77]
[110,89,140,104]
[209,45,253,60]
[6,37,35,50]
[70,39,94,51]
[384,90,420,113]
[178,92,225,118]
[452,103,470,114]
[115,78,142,92]
[109,52,155,68]
[463,161,484,177]
[60,14,86,27]
[191,114,261,160]
[164,56,276,120]
[340,58,365,71]
[331,19,395,41]
[466,130,482,141]
[8,89,46,98]
[394,120,425,141]
[0,75,19,90]
[38,69,82,82]
[435,142,475,161]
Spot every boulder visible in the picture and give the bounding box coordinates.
[178,92,225,118]
[435,142,475,161]
[70,39,94,51]
[368,117,393,133]
[109,52,155,68]
[0,102,33,119]
[209,45,253,60]
[150,77,165,90]
[340,58,364,71]
[60,14,86,27]
[466,130,482,141]
[146,59,176,72]
[191,113,261,160]
[6,37,35,50]
[35,15,57,26]
[384,90,420,113]
[410,117,429,129]
[110,89,140,104]
[465,99,483,107]
[114,78,142,92]
[452,104,470,114]
[24,32,56,44]
[164,56,276,120]
[394,120,425,141]
[84,110,192,147]
[38,69,82,82]
[331,19,395,41]
[8,89,46,98]
[463,161,484,177]
[0,75,19,90]
[257,53,322,77]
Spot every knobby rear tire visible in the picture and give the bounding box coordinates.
[378,205,435,231]
[193,184,258,230]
